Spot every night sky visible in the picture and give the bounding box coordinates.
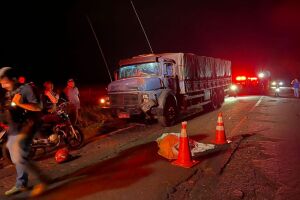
[1,0,300,86]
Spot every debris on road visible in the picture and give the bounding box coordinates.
[157,133,215,160]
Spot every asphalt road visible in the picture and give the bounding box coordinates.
[1,87,300,200]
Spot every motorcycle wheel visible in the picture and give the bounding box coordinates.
[65,126,84,150]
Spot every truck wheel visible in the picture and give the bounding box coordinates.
[208,90,219,110]
[218,90,225,107]
[158,98,177,127]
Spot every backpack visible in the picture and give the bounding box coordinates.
[13,82,44,111]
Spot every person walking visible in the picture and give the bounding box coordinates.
[291,78,299,98]
[63,79,81,124]
[0,67,49,197]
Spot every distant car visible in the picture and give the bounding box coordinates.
[271,80,284,87]
[270,80,284,97]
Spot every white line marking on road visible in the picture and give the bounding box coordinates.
[229,96,264,137]
[254,96,263,108]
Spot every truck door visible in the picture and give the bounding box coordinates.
[163,62,178,92]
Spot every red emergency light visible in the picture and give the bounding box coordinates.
[236,76,247,81]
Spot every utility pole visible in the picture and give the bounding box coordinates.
[86,15,112,82]
[130,0,154,54]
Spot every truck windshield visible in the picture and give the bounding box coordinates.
[119,62,160,79]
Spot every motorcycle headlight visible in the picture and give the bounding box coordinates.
[100,98,106,104]
[99,96,110,107]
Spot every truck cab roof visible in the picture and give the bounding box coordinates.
[119,54,175,67]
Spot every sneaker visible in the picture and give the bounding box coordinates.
[5,185,27,196]
[30,183,47,197]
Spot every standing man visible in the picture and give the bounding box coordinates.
[64,79,81,124]
[0,67,48,197]
[42,81,59,115]
[40,81,60,135]
[291,78,299,98]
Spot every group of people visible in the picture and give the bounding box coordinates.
[0,66,81,197]
[291,78,299,98]
[42,79,81,125]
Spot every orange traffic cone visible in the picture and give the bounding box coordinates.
[172,121,199,168]
[215,113,227,144]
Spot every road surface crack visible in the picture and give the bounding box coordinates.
[219,135,245,174]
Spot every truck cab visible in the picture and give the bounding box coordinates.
[107,54,178,126]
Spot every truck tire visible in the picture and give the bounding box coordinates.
[158,98,177,127]
[205,90,219,111]
[218,89,225,107]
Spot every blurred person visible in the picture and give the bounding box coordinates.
[274,82,280,97]
[64,79,80,124]
[291,78,299,98]
[0,67,49,197]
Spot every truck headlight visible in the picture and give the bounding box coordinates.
[142,94,149,103]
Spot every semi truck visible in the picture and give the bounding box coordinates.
[103,53,232,126]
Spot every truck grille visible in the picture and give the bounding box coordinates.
[109,94,139,106]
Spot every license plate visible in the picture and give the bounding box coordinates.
[118,112,130,119]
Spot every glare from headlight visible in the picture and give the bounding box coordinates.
[271,81,276,86]
[275,88,280,92]
[279,82,283,86]
[258,72,265,78]
[230,85,237,91]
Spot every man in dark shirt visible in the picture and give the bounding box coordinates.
[41,81,59,119]
[0,67,48,197]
